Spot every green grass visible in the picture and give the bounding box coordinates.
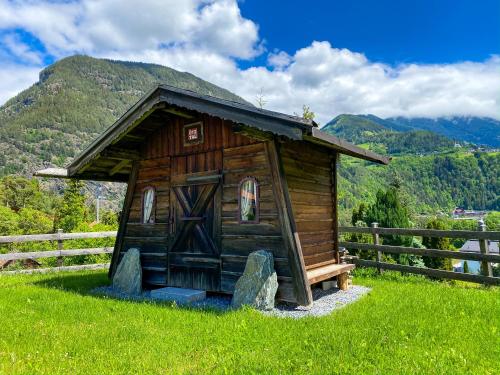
[0,271,499,374]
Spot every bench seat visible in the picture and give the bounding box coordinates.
[306,263,355,287]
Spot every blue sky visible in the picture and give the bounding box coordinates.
[240,0,500,66]
[0,0,499,122]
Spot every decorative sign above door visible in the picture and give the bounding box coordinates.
[183,121,204,146]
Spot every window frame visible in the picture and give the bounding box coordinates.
[238,176,260,224]
[141,186,156,224]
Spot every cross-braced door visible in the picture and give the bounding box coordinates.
[169,171,221,291]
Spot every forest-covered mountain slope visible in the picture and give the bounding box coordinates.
[323,114,458,155]
[323,115,500,219]
[338,152,499,222]
[0,55,248,176]
[387,116,500,147]
[325,114,500,148]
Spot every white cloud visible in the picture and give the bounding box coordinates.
[0,0,261,59]
[2,33,43,64]
[267,50,292,70]
[0,65,40,105]
[164,41,500,123]
[0,2,499,122]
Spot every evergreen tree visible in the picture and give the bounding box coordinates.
[365,187,412,246]
[351,202,367,226]
[55,180,86,232]
[422,218,453,270]
[463,261,469,274]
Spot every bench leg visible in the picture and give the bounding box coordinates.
[337,272,348,291]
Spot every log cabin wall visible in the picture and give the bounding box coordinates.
[220,142,295,302]
[116,111,295,300]
[281,141,337,269]
[123,157,171,285]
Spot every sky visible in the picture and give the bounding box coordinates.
[0,0,499,124]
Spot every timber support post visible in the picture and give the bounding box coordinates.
[478,219,492,277]
[109,162,139,278]
[265,139,312,306]
[331,153,340,264]
[56,229,63,267]
[371,222,381,273]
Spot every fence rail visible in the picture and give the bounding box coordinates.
[0,247,114,262]
[0,230,116,274]
[1,225,499,285]
[339,226,500,240]
[340,221,500,286]
[0,231,117,244]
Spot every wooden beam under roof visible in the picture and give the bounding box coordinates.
[101,147,141,161]
[232,124,274,141]
[122,134,145,141]
[161,107,195,119]
[109,159,131,176]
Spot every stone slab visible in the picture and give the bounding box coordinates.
[150,287,206,304]
[112,248,142,295]
[321,280,337,291]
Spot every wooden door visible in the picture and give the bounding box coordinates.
[169,170,222,291]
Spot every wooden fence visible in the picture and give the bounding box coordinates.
[1,224,499,286]
[339,221,500,285]
[0,230,117,274]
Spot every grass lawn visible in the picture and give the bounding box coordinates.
[0,270,499,374]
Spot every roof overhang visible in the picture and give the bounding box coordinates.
[35,84,389,180]
[34,167,68,178]
[305,128,391,165]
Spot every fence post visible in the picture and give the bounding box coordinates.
[56,229,63,267]
[371,222,381,273]
[478,219,492,277]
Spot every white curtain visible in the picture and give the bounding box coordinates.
[143,188,154,223]
[240,179,256,221]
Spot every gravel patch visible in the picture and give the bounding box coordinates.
[262,285,371,318]
[92,286,232,310]
[91,285,370,318]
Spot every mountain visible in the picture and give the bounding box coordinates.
[387,116,500,148]
[323,114,500,218]
[338,151,500,222]
[323,114,457,155]
[0,55,248,176]
[324,114,500,148]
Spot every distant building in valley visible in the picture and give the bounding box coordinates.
[452,208,488,220]
[453,240,499,274]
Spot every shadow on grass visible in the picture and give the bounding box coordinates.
[33,271,110,294]
[33,271,232,315]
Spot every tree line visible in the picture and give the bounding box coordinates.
[0,176,118,269]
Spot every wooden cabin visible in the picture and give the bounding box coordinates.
[37,85,389,305]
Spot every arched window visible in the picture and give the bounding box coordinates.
[239,177,259,224]
[142,187,155,224]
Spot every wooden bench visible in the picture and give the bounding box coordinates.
[306,261,355,290]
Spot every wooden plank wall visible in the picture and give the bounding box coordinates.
[143,113,255,159]
[281,141,336,269]
[220,142,296,302]
[121,157,171,286]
